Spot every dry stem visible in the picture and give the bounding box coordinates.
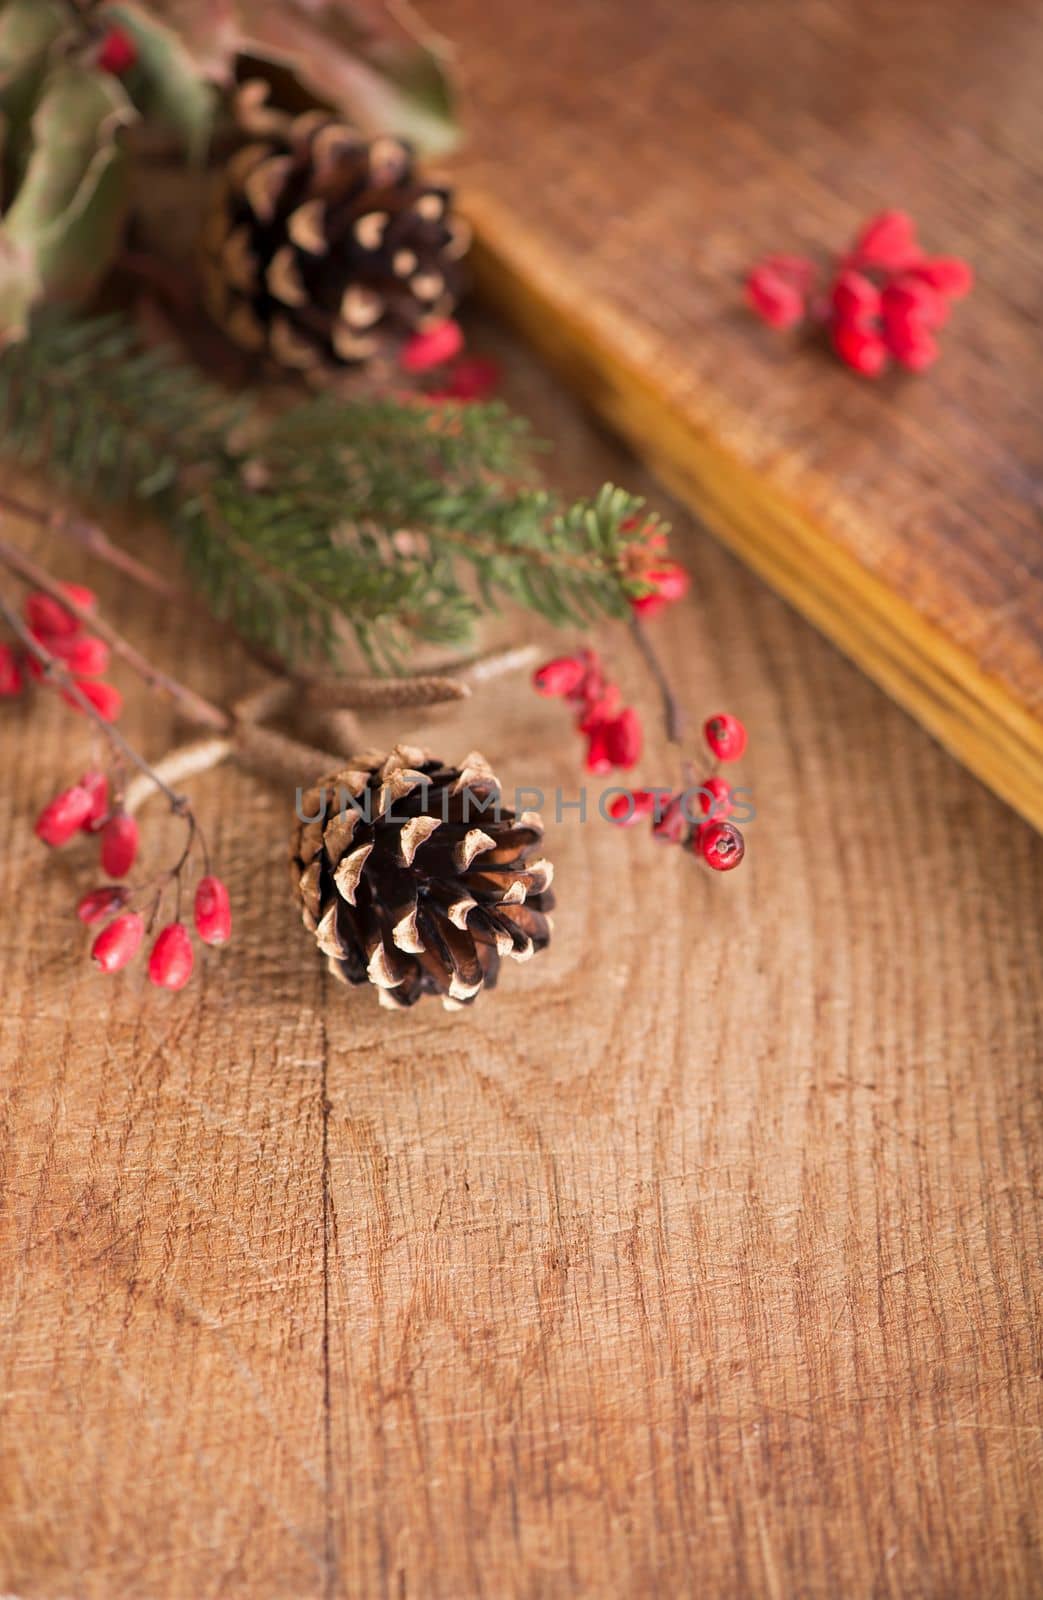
[0,489,184,602]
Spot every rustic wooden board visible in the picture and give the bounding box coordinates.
[419,0,1043,831]
[1,321,1042,1597]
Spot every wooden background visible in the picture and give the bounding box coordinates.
[419,0,1043,832]
[1,318,1041,1598]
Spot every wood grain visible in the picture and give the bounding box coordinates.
[1,320,1042,1598]
[418,0,1043,831]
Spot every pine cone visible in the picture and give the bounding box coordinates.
[291,746,555,1011]
[201,81,467,374]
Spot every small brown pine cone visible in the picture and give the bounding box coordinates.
[291,746,555,1011]
[201,80,468,374]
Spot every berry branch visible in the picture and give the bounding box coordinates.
[0,588,192,811]
[0,316,672,675]
[0,532,231,732]
[628,613,685,746]
[0,569,350,993]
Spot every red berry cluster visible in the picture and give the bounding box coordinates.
[746,211,973,377]
[1,583,122,720]
[33,775,231,990]
[534,650,644,773]
[399,320,502,404]
[36,771,141,878]
[607,714,748,871]
[622,521,690,618]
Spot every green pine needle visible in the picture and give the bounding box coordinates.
[0,313,666,672]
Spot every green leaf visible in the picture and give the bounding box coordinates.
[104,1,217,162]
[0,0,65,124]
[0,64,135,339]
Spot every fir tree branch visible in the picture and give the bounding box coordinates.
[0,314,666,676]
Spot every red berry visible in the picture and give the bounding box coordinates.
[831,268,881,327]
[745,263,805,329]
[400,319,464,373]
[91,912,145,973]
[885,320,939,372]
[652,793,688,844]
[77,885,129,925]
[64,679,123,721]
[96,26,138,75]
[26,583,96,636]
[604,706,643,769]
[42,632,111,677]
[631,561,690,619]
[100,810,139,877]
[607,789,656,826]
[194,876,232,945]
[882,275,947,332]
[0,642,23,696]
[850,210,921,272]
[832,322,888,377]
[761,253,818,292]
[698,775,733,818]
[697,820,746,871]
[79,769,110,831]
[431,356,500,403]
[34,784,94,846]
[148,923,195,990]
[910,256,973,300]
[584,722,614,774]
[25,592,77,637]
[532,655,587,698]
[578,684,621,735]
[704,713,747,762]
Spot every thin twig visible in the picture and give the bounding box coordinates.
[0,489,185,602]
[0,532,231,732]
[629,612,685,745]
[122,738,234,816]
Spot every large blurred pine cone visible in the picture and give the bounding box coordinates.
[292,747,555,1011]
[201,81,467,373]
